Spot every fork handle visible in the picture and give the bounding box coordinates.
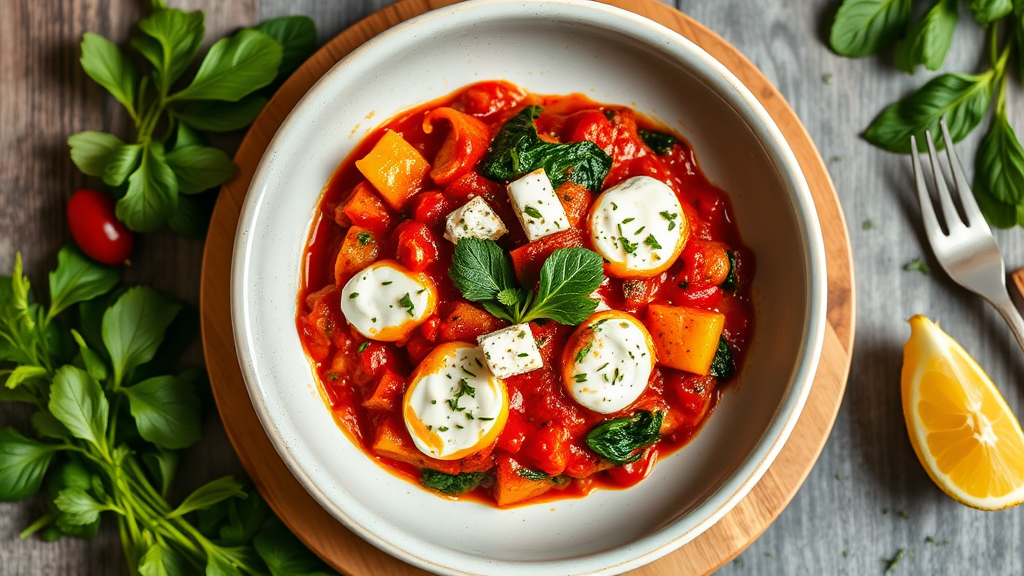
[992,295,1024,359]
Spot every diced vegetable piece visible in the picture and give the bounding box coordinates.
[394,221,439,273]
[372,417,460,475]
[410,191,455,228]
[422,107,491,186]
[680,239,731,289]
[665,373,716,430]
[439,301,506,342]
[509,227,584,287]
[644,304,725,375]
[494,454,554,507]
[362,369,405,411]
[337,181,396,236]
[477,324,543,379]
[621,274,665,311]
[556,182,592,227]
[518,423,570,476]
[355,129,430,209]
[334,226,379,285]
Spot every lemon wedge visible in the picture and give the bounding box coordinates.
[901,315,1024,510]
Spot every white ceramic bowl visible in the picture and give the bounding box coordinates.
[231,1,828,574]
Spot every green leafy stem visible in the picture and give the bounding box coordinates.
[0,245,335,576]
[68,4,317,235]
[830,0,1024,228]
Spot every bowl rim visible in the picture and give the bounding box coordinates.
[229,0,829,574]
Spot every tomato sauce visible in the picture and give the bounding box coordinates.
[296,81,754,507]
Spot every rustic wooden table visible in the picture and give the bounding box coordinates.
[2,0,1023,574]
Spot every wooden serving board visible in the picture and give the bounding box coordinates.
[199,0,856,574]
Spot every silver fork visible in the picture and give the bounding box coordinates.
[910,120,1024,356]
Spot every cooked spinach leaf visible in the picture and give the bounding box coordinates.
[586,411,662,465]
[420,469,485,495]
[478,105,611,192]
[720,251,738,291]
[638,128,678,155]
[709,337,735,380]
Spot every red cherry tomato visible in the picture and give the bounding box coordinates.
[67,189,134,265]
[394,221,438,272]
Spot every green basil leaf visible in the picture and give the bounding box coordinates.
[80,33,137,115]
[894,0,958,73]
[449,237,520,302]
[173,29,282,102]
[102,143,143,187]
[142,449,178,499]
[117,142,179,232]
[516,468,550,481]
[132,310,200,382]
[205,551,246,576]
[479,105,612,192]
[164,145,236,194]
[585,410,662,465]
[5,365,48,390]
[31,411,70,440]
[167,194,211,239]
[139,540,190,576]
[419,469,485,495]
[173,95,267,132]
[53,487,105,526]
[975,112,1024,207]
[45,459,100,539]
[479,300,516,323]
[708,337,736,379]
[216,488,269,546]
[48,245,121,318]
[49,365,109,448]
[974,176,1020,228]
[77,287,128,361]
[970,0,1012,24]
[523,247,604,325]
[173,122,205,150]
[169,476,246,518]
[134,8,206,91]
[864,72,993,153]
[123,374,201,450]
[829,0,912,57]
[254,16,318,77]
[68,131,126,178]
[101,286,182,387]
[0,428,57,501]
[71,329,108,383]
[253,521,335,576]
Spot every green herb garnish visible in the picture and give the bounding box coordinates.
[449,238,603,326]
[709,337,735,380]
[398,293,415,316]
[357,231,373,245]
[904,257,931,275]
[643,234,662,250]
[637,128,678,155]
[68,7,318,234]
[523,205,544,220]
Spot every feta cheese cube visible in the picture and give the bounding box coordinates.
[443,196,508,243]
[507,169,570,241]
[477,323,543,379]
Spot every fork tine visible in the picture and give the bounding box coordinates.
[911,135,945,243]
[940,120,989,230]
[924,130,966,232]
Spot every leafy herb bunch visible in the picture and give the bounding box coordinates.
[0,247,335,575]
[831,0,1024,227]
[69,0,316,235]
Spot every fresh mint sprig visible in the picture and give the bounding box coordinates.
[448,237,604,326]
[68,4,318,235]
